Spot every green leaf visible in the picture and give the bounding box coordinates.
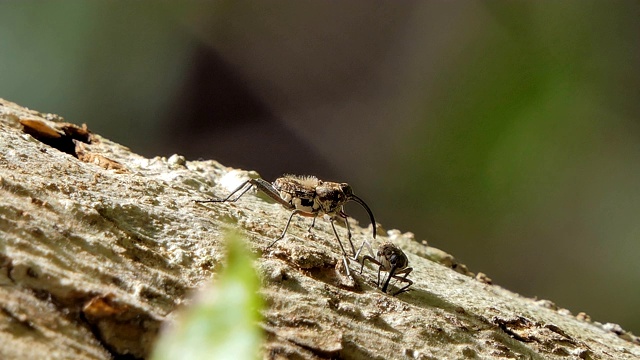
[151,230,263,360]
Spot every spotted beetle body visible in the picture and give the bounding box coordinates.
[196,174,376,278]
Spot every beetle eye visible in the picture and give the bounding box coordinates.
[340,183,353,196]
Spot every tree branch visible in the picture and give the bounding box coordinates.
[1,98,638,359]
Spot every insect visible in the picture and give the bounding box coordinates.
[360,242,413,296]
[195,174,377,277]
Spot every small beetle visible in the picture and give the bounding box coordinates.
[360,242,413,296]
[196,174,376,277]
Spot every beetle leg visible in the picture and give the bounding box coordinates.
[307,216,317,233]
[252,178,294,209]
[352,238,374,261]
[360,255,379,274]
[340,209,356,257]
[196,178,295,211]
[195,179,254,203]
[265,209,303,250]
[330,218,353,278]
[390,267,413,296]
[381,264,398,294]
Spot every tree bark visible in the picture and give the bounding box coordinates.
[0,98,638,359]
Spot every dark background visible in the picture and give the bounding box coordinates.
[1,2,639,333]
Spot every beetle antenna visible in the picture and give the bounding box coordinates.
[349,195,376,238]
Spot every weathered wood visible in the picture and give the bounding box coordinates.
[1,98,638,359]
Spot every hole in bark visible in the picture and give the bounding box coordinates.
[20,119,91,157]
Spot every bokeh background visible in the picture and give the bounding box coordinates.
[1,2,639,333]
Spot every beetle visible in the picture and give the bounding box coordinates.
[195,174,377,277]
[360,242,413,296]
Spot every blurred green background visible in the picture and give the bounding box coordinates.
[1,1,639,333]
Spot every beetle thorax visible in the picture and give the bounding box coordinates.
[315,182,349,215]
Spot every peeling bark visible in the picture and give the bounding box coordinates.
[1,98,639,359]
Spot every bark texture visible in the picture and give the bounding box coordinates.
[0,98,639,359]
